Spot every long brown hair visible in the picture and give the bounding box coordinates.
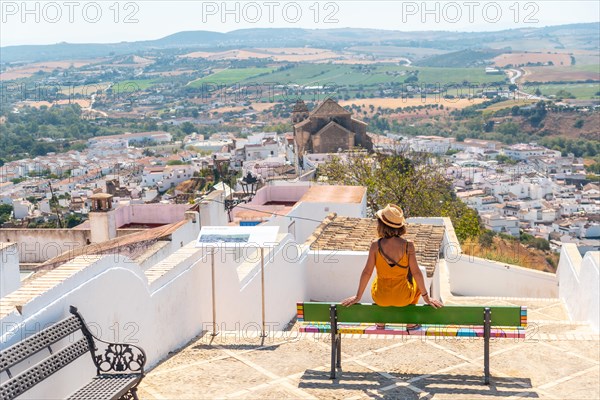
[376,219,407,238]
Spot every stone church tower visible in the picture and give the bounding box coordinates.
[291,99,309,124]
[292,98,373,166]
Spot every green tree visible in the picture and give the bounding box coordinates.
[496,121,520,136]
[180,122,196,135]
[319,152,481,242]
[478,230,495,248]
[0,204,13,224]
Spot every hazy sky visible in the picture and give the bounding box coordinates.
[1,1,598,47]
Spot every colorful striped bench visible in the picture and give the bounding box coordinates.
[296,302,527,384]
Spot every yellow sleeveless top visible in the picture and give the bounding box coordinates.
[371,239,421,307]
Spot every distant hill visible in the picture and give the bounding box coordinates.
[1,23,598,64]
[414,49,505,68]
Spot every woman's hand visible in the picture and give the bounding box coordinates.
[341,295,360,307]
[424,295,443,309]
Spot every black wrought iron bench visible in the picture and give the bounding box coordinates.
[0,306,146,400]
[297,302,527,384]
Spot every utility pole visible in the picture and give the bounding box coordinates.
[48,181,63,228]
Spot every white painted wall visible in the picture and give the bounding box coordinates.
[89,211,117,243]
[0,243,20,298]
[12,200,32,219]
[447,255,558,298]
[200,233,307,331]
[306,250,431,304]
[0,232,306,398]
[557,245,599,332]
[198,190,228,227]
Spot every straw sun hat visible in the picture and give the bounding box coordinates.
[375,204,406,229]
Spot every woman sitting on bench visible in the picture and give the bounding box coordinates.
[341,203,443,330]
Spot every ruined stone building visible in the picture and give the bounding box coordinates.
[292,98,373,165]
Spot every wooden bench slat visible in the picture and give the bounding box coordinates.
[299,323,525,338]
[0,337,90,400]
[297,302,527,384]
[0,315,83,374]
[300,303,524,327]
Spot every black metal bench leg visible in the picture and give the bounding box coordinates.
[330,305,338,379]
[119,389,137,400]
[336,333,342,368]
[484,307,491,385]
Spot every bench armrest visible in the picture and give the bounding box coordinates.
[70,306,147,376]
[89,336,147,375]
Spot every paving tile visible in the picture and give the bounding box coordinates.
[140,357,271,399]
[336,336,413,358]
[358,339,464,378]
[148,336,229,375]
[136,298,598,400]
[409,363,539,399]
[363,384,420,399]
[292,361,397,400]
[242,384,310,399]
[490,342,597,388]
[424,337,524,362]
[241,338,331,377]
[533,322,592,337]
[538,339,600,363]
[531,303,568,320]
[545,368,600,400]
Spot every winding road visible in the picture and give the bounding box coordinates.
[506,68,546,101]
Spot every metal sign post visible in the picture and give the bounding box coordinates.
[195,226,279,338]
[210,247,218,336]
[260,247,266,337]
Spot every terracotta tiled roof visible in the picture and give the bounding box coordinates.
[310,98,351,116]
[38,220,188,270]
[299,185,365,204]
[314,121,354,138]
[309,215,445,277]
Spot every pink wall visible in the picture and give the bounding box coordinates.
[115,204,192,227]
[248,185,311,206]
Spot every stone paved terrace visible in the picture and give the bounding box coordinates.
[137,298,599,400]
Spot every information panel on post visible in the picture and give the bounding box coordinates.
[195,226,280,249]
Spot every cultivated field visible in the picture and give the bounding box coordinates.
[0,60,98,80]
[522,65,600,82]
[59,83,111,96]
[146,70,196,77]
[18,99,91,108]
[256,48,342,62]
[347,46,448,59]
[103,56,155,68]
[340,97,487,110]
[113,79,161,91]
[181,47,405,64]
[212,103,277,113]
[481,99,537,113]
[535,83,600,99]
[493,52,572,67]
[181,47,342,62]
[182,50,271,60]
[245,64,505,87]
[188,68,274,87]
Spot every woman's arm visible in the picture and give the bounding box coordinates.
[341,241,377,306]
[407,241,443,308]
